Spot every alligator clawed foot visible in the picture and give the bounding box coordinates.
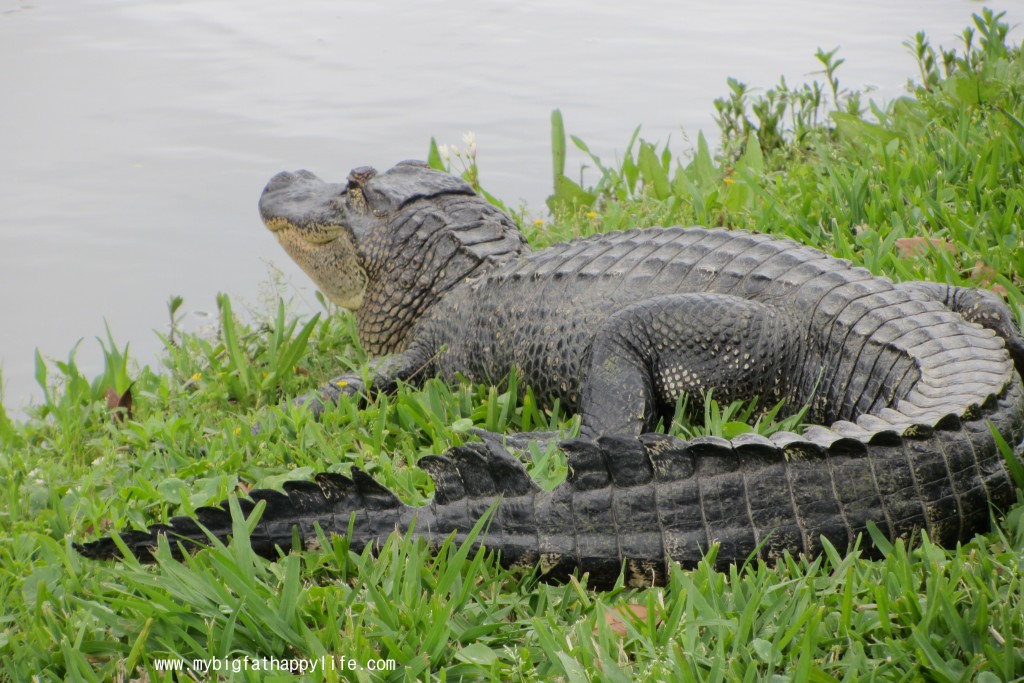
[468,427,564,460]
[251,376,368,436]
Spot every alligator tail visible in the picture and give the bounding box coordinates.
[73,442,541,566]
[76,378,1024,591]
[74,467,411,562]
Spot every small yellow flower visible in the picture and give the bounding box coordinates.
[586,211,598,219]
[723,177,735,186]
[533,219,544,226]
[262,371,269,378]
[233,427,242,435]
[190,372,202,381]
[336,380,349,387]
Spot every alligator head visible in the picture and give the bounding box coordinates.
[258,161,527,354]
[258,161,473,311]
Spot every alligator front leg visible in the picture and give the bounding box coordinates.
[292,342,438,420]
[252,353,429,434]
[577,293,805,439]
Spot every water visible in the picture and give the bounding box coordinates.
[0,0,1010,416]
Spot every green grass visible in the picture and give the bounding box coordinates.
[3,8,1024,681]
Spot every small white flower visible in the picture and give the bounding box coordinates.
[463,132,477,158]
[438,144,451,161]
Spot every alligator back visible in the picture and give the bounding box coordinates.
[427,226,1015,442]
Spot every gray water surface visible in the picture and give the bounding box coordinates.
[0,0,1013,416]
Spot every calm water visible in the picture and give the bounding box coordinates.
[0,0,1013,416]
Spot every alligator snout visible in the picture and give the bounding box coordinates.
[258,170,342,232]
[261,169,322,195]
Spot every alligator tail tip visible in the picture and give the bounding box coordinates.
[73,530,175,563]
[72,538,131,561]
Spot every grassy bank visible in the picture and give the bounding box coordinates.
[2,9,1024,681]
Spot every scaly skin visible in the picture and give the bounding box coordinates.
[76,163,1024,586]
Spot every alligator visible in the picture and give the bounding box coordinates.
[76,162,1024,588]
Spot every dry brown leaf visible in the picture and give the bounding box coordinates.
[971,259,997,284]
[104,384,133,424]
[894,236,957,259]
[599,604,649,637]
[969,260,1009,296]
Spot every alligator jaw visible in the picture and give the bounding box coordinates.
[258,170,369,310]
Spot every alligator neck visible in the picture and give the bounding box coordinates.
[356,194,529,355]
